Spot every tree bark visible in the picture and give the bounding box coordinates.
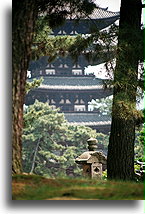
[12,1,36,174]
[107,0,142,180]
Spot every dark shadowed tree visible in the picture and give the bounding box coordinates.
[12,0,96,174]
[12,1,37,174]
[107,0,142,180]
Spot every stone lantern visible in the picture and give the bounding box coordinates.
[75,138,107,179]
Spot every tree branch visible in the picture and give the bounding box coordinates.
[30,138,41,174]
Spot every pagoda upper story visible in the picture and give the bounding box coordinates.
[51,7,120,35]
[29,55,105,78]
[29,7,119,78]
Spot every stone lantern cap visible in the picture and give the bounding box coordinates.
[75,151,107,165]
[87,137,98,151]
[87,137,98,143]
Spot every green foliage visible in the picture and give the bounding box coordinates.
[25,77,43,93]
[30,0,97,62]
[96,132,109,152]
[89,96,113,116]
[135,126,145,162]
[23,100,66,175]
[22,101,107,178]
[102,170,107,180]
[32,23,76,61]
[112,96,144,121]
[66,125,97,154]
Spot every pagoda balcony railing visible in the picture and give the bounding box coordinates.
[58,110,101,114]
[30,73,96,78]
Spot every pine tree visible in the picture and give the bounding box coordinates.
[22,100,98,177]
[107,0,142,180]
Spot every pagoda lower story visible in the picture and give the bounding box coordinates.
[64,112,111,134]
[25,75,112,134]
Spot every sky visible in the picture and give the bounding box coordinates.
[95,0,121,12]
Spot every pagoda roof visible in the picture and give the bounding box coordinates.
[29,76,107,91]
[64,112,111,126]
[51,7,119,35]
[70,7,120,20]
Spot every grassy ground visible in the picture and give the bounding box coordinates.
[12,174,144,200]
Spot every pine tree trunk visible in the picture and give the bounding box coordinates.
[107,0,142,180]
[12,2,36,174]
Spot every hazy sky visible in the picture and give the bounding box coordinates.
[95,0,121,12]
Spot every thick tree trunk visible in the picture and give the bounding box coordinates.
[107,0,142,180]
[12,2,36,174]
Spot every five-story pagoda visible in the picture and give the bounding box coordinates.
[25,6,119,133]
